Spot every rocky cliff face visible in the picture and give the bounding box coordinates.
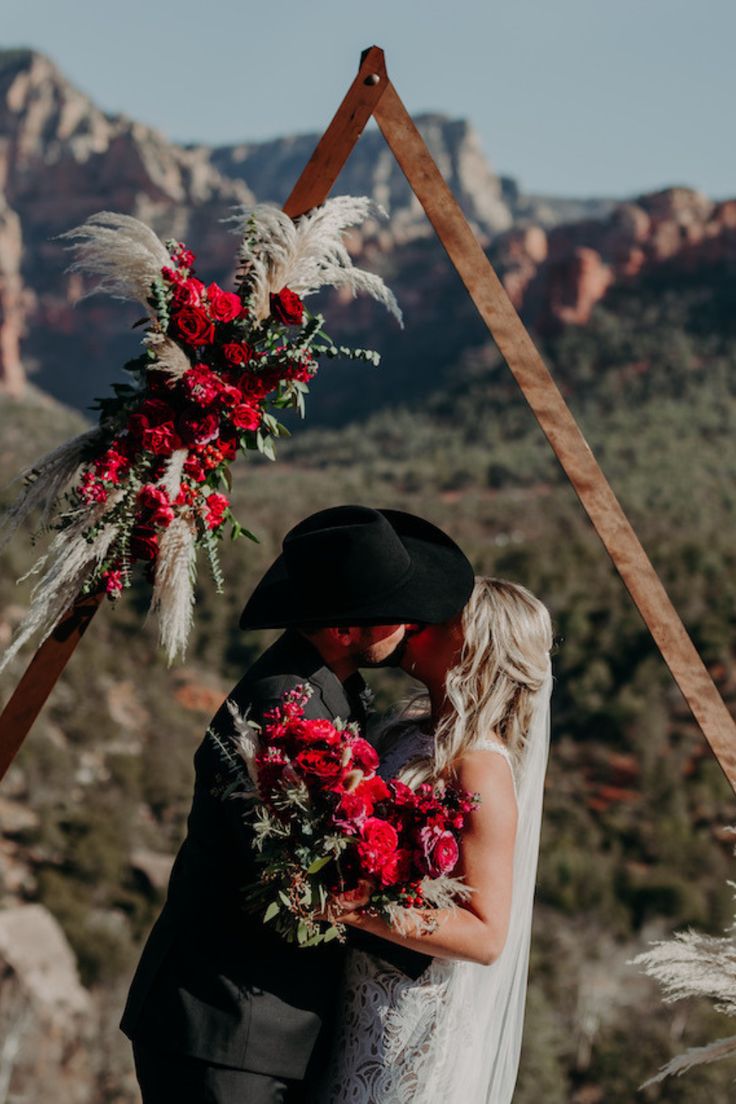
[0,47,617,408]
[493,188,736,331]
[0,48,733,413]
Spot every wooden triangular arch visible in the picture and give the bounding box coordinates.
[1,45,735,796]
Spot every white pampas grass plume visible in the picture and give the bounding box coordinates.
[157,449,187,500]
[149,517,197,665]
[225,698,260,787]
[638,1034,736,1088]
[59,212,174,307]
[0,514,120,676]
[630,856,736,1086]
[0,428,103,554]
[229,197,402,325]
[147,334,193,379]
[630,921,736,1016]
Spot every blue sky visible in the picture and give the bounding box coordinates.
[4,0,734,200]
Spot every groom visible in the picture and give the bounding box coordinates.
[120,504,474,1103]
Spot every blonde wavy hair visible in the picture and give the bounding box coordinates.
[395,577,553,787]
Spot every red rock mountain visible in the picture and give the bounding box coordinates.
[0,47,733,413]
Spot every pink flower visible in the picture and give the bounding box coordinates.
[102,569,124,597]
[418,826,460,877]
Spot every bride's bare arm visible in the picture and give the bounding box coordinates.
[338,749,518,966]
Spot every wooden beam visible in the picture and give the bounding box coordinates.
[372,79,736,793]
[0,589,104,780]
[283,46,388,218]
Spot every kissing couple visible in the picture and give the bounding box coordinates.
[120,505,553,1103]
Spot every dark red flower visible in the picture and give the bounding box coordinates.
[293,747,345,784]
[222,342,253,368]
[217,433,238,461]
[130,525,159,562]
[270,287,304,325]
[172,306,215,347]
[183,455,206,482]
[230,403,261,431]
[206,283,242,323]
[357,817,399,876]
[137,484,175,528]
[378,847,412,888]
[170,277,205,308]
[177,409,220,447]
[292,718,342,747]
[182,365,224,407]
[205,492,229,530]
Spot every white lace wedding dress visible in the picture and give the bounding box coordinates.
[316,724,520,1104]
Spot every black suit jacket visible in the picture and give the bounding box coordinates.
[119,631,430,1079]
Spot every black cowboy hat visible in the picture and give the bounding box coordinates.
[239,505,475,630]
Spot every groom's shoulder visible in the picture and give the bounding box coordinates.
[202,632,328,746]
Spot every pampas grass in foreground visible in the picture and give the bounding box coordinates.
[630,830,736,1088]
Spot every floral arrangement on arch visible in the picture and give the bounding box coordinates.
[0,199,401,671]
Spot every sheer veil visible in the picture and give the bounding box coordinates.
[440,662,553,1103]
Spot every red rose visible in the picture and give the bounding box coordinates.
[217,383,242,408]
[144,424,181,456]
[130,525,159,562]
[333,790,371,829]
[349,737,379,774]
[357,775,391,804]
[217,433,238,461]
[230,403,261,431]
[378,847,412,888]
[170,277,205,308]
[270,287,304,325]
[222,342,253,367]
[182,365,224,407]
[205,492,229,530]
[177,409,221,447]
[237,372,271,402]
[293,747,345,784]
[357,817,399,876]
[183,455,206,482]
[206,283,242,322]
[388,779,417,808]
[172,306,215,347]
[290,719,341,746]
[137,484,175,528]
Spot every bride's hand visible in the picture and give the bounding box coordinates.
[315,879,373,923]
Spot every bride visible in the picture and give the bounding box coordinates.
[316,576,553,1104]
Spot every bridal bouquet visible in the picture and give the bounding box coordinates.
[0,199,401,672]
[219,685,479,946]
